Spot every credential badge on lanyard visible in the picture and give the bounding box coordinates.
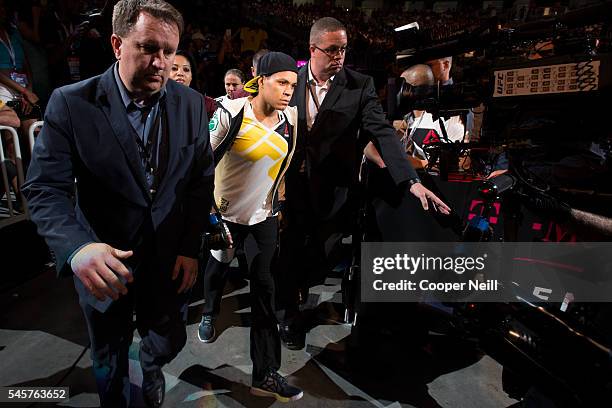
[0,32,27,88]
[55,13,80,81]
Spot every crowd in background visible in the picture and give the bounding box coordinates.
[0,0,570,197]
[0,0,562,208]
[0,0,549,112]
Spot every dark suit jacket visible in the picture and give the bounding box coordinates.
[287,65,417,224]
[23,66,215,279]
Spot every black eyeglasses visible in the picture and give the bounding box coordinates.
[312,44,348,58]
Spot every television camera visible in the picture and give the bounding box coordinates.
[345,3,612,406]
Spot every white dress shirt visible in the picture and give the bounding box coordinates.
[306,63,335,130]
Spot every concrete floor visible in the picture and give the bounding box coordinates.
[0,266,518,407]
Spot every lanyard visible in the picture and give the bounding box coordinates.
[134,103,163,193]
[407,112,426,141]
[404,112,426,156]
[307,80,322,112]
[0,31,16,70]
[134,105,162,170]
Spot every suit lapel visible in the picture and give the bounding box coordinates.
[96,67,150,201]
[293,68,308,128]
[154,90,179,200]
[310,68,347,136]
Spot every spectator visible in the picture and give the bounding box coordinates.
[39,0,85,87]
[0,0,39,159]
[0,102,20,203]
[15,0,51,105]
[0,0,38,111]
[239,24,268,53]
[170,49,217,119]
[426,56,453,85]
[215,28,240,84]
[190,29,217,63]
[252,48,269,77]
[0,99,18,127]
[216,68,244,103]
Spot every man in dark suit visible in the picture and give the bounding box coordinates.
[22,1,214,406]
[277,17,450,349]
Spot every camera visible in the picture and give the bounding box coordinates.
[203,212,232,250]
[354,3,612,405]
[5,98,22,113]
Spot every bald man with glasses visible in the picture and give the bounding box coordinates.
[277,17,449,350]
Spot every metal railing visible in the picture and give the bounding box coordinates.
[28,120,44,153]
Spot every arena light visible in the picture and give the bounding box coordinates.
[395,22,420,59]
[396,53,414,60]
[395,22,419,32]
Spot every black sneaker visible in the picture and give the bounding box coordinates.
[197,315,216,343]
[142,368,165,408]
[279,323,305,350]
[251,369,303,402]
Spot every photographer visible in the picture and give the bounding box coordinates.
[199,52,303,402]
[426,56,476,141]
[39,0,111,89]
[364,64,461,242]
[366,63,466,164]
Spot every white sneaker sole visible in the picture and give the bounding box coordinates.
[250,386,304,402]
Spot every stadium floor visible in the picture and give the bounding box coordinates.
[1,265,518,408]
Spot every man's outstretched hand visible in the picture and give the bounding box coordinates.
[410,182,451,214]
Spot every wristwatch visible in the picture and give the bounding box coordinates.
[407,177,421,186]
